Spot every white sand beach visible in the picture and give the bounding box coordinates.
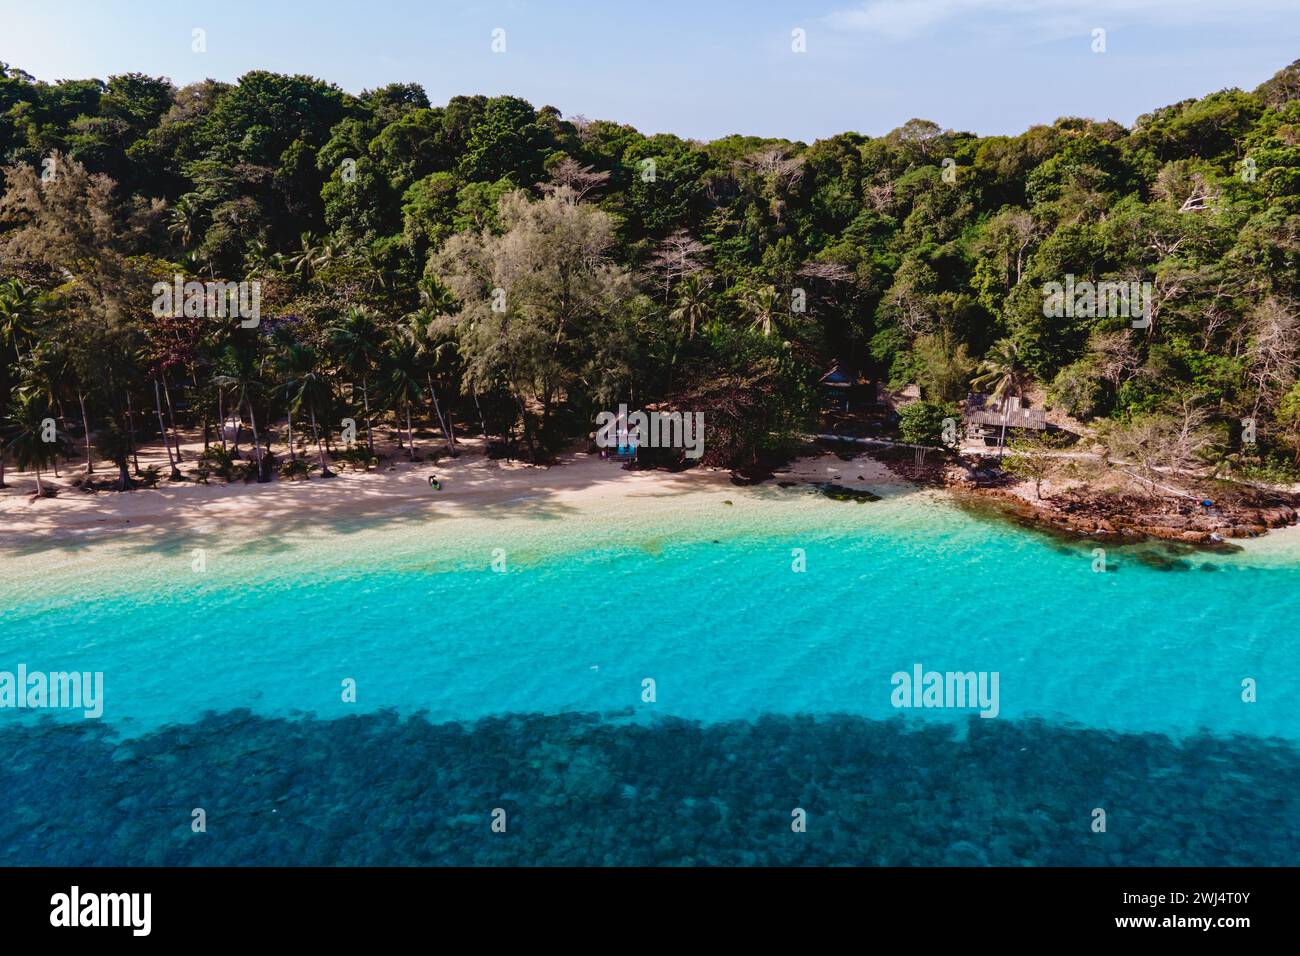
[0,434,908,547]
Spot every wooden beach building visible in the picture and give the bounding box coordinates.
[819,360,873,413]
[963,394,1047,446]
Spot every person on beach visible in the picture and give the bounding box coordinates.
[429,475,441,490]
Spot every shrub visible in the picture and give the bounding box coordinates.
[196,447,237,483]
[898,400,962,448]
[279,458,312,480]
[1047,360,1104,419]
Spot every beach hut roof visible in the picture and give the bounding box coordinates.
[963,393,1047,429]
[819,360,863,387]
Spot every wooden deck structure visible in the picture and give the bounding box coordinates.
[963,394,1047,444]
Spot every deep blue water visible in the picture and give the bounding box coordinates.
[2,486,1298,865]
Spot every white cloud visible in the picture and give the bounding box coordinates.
[826,0,1296,42]
[828,0,961,39]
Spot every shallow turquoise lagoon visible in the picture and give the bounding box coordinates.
[3,488,1297,739]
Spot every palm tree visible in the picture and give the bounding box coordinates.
[404,281,459,454]
[166,194,203,250]
[64,322,99,475]
[415,275,457,315]
[179,249,215,279]
[148,373,183,481]
[381,333,424,461]
[0,278,42,362]
[211,371,233,455]
[273,342,314,464]
[244,239,279,278]
[971,337,1033,459]
[328,306,384,456]
[670,274,712,340]
[289,232,330,281]
[3,389,68,497]
[213,359,268,481]
[316,238,343,271]
[21,342,73,477]
[140,328,186,480]
[95,421,135,491]
[284,348,335,478]
[742,284,781,337]
[363,246,394,293]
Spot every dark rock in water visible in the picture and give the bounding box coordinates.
[777,481,797,488]
[819,482,881,503]
[1130,547,1194,572]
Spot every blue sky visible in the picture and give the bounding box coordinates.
[1,1,1296,142]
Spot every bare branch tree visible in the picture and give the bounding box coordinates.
[1102,396,1220,488]
[797,262,855,284]
[567,113,594,142]
[1245,295,1300,418]
[646,229,710,301]
[741,148,804,190]
[1153,160,1221,213]
[543,156,611,203]
[1087,329,1143,387]
[864,181,895,214]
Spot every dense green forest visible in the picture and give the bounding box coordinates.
[1,58,1299,490]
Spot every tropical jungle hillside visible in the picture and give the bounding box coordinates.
[1,58,1299,489]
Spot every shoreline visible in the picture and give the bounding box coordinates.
[0,440,911,549]
[4,434,1299,557]
[816,437,1300,548]
[945,466,1300,547]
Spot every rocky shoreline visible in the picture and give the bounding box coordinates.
[811,440,1299,544]
[948,468,1299,544]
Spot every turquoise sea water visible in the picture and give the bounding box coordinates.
[2,483,1299,865]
